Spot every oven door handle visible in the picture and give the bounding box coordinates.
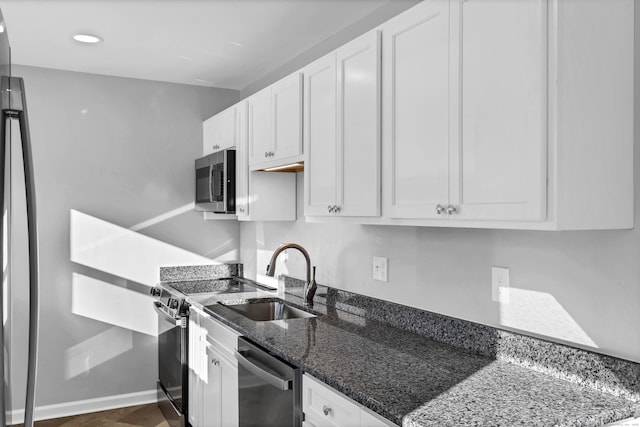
[153,302,184,327]
[234,349,292,391]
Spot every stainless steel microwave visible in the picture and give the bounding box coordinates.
[195,149,236,213]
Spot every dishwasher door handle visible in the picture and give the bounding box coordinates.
[235,350,292,391]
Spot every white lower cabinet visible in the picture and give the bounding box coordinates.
[302,374,397,427]
[188,307,240,427]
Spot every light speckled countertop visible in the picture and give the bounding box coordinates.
[158,275,640,427]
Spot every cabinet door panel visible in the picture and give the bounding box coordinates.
[248,88,273,165]
[272,73,303,161]
[203,115,222,156]
[451,0,547,221]
[202,345,222,427]
[383,1,450,219]
[219,107,237,150]
[304,54,338,216]
[338,31,381,217]
[235,101,249,218]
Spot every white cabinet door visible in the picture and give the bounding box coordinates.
[304,53,338,216]
[218,351,239,427]
[203,106,237,155]
[249,73,303,169]
[382,0,451,219]
[272,72,303,161]
[247,87,273,165]
[219,106,237,151]
[450,0,547,221]
[305,30,381,218]
[337,30,381,217]
[202,344,223,427]
[235,101,250,219]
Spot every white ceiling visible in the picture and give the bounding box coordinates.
[0,0,391,90]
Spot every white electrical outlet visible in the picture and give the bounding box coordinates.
[373,257,388,282]
[491,266,510,303]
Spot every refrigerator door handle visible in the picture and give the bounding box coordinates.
[0,75,39,427]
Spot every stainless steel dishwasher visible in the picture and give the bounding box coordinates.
[236,337,302,427]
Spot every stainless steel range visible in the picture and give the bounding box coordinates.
[151,286,189,427]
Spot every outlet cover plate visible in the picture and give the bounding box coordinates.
[373,257,388,282]
[492,266,510,303]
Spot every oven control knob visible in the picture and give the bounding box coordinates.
[150,287,162,297]
[168,298,179,309]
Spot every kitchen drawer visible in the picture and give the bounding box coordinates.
[303,374,361,427]
[200,311,239,360]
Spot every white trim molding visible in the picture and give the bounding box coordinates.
[8,389,157,425]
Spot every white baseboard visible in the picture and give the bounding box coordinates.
[8,389,157,425]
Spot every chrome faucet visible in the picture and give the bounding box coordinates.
[266,243,317,306]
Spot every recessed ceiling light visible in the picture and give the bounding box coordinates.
[73,34,103,44]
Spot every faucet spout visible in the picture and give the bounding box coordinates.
[266,243,315,305]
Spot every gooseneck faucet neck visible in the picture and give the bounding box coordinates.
[266,243,317,306]
[265,243,311,285]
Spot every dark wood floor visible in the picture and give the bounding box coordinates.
[15,403,170,427]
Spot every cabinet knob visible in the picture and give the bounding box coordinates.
[435,204,445,215]
[328,205,333,213]
[264,151,269,158]
[322,405,331,416]
[239,207,245,213]
[446,204,457,215]
[211,358,219,366]
[334,205,341,213]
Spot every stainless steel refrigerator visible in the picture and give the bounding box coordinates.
[0,9,40,427]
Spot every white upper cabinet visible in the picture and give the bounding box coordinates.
[203,105,237,155]
[305,30,381,217]
[249,72,303,169]
[247,87,273,165]
[450,0,547,222]
[235,101,250,219]
[381,0,633,230]
[273,73,304,161]
[382,0,546,222]
[382,0,451,220]
[237,100,297,222]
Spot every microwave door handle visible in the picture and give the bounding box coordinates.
[222,150,228,212]
[209,164,214,202]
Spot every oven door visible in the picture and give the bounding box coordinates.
[154,302,188,423]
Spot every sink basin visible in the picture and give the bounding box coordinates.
[220,299,317,322]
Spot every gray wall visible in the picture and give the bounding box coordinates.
[10,65,240,409]
[239,4,640,364]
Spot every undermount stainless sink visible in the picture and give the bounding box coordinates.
[219,299,317,322]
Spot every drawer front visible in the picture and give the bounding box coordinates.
[303,374,360,427]
[199,311,239,360]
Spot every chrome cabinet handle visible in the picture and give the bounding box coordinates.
[446,204,457,215]
[435,204,445,215]
[322,405,331,416]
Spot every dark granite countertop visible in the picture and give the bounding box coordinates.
[159,276,640,427]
